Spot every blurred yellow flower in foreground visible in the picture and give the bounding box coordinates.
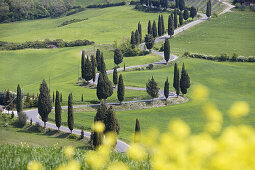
[127,143,147,161]
[191,84,209,101]
[93,121,105,133]
[27,161,43,170]
[169,119,190,138]
[104,131,117,147]
[56,160,80,170]
[63,146,75,158]
[86,151,107,169]
[228,101,250,119]
[107,162,129,170]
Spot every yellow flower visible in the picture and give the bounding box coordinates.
[205,121,222,134]
[142,128,159,147]
[104,131,117,147]
[63,146,75,158]
[107,162,129,170]
[86,151,107,169]
[168,119,190,138]
[93,121,105,133]
[56,160,80,170]
[127,143,147,161]
[203,103,222,123]
[228,101,250,119]
[27,161,43,170]
[191,84,209,101]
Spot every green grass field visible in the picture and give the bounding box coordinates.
[185,0,227,14]
[155,10,255,57]
[55,58,255,142]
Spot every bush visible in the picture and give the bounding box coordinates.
[218,53,229,61]
[183,51,190,57]
[80,129,84,139]
[87,2,126,8]
[231,53,238,61]
[237,56,246,62]
[17,112,27,127]
[147,64,154,70]
[34,122,44,133]
[129,1,140,5]
[207,56,213,60]
[248,56,255,62]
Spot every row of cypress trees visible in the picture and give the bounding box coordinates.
[131,22,142,48]
[81,50,96,83]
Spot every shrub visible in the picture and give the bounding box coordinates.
[231,53,238,61]
[17,112,27,127]
[34,122,44,133]
[11,111,14,119]
[248,56,255,62]
[183,51,190,57]
[237,56,246,62]
[207,56,213,60]
[87,2,126,8]
[219,53,229,61]
[80,129,84,139]
[147,64,154,70]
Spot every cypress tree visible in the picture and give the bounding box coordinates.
[148,20,152,35]
[190,6,197,19]
[55,90,61,130]
[81,94,83,102]
[117,74,125,104]
[134,118,141,143]
[113,67,118,88]
[91,55,96,83]
[168,14,174,37]
[161,15,165,34]
[138,22,142,43]
[60,93,62,103]
[38,80,52,128]
[97,72,105,102]
[81,50,85,79]
[176,69,180,96]
[16,84,23,113]
[124,63,126,71]
[135,30,139,45]
[179,11,183,26]
[174,9,178,28]
[131,31,135,48]
[175,0,179,8]
[96,49,101,71]
[105,106,120,135]
[100,53,106,74]
[173,63,178,90]
[145,34,154,50]
[84,56,93,81]
[206,0,211,18]
[158,15,162,36]
[103,72,113,102]
[152,20,157,38]
[146,76,159,101]
[114,48,123,66]
[164,38,170,63]
[164,0,168,9]
[180,63,191,95]
[183,9,189,20]
[68,93,74,133]
[179,0,185,11]
[164,77,169,101]
[53,91,54,103]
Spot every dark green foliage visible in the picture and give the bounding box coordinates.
[55,91,61,130]
[173,63,179,92]
[135,30,140,45]
[179,0,185,11]
[60,93,62,103]
[58,18,88,27]
[138,22,142,43]
[174,9,178,28]
[180,63,191,95]
[53,91,55,103]
[87,2,126,8]
[68,93,74,133]
[96,49,101,71]
[164,77,170,100]
[175,0,179,8]
[161,15,165,34]
[131,31,136,48]
[4,90,13,112]
[81,50,85,79]
[81,94,84,102]
[105,106,120,135]
[168,14,174,37]
[16,84,23,113]
[124,63,126,71]
[158,15,162,36]
[91,55,96,83]
[179,11,183,26]
[148,20,152,35]
[17,112,27,127]
[146,76,159,99]
[152,20,157,38]
[164,38,170,63]
[114,48,123,66]
[96,72,113,102]
[84,57,93,81]
[206,0,212,18]
[100,53,107,74]
[190,6,197,19]
[183,9,189,20]
[176,69,180,96]
[134,118,141,143]
[80,129,84,139]
[38,80,52,128]
[113,67,118,87]
[117,74,125,104]
[145,34,154,50]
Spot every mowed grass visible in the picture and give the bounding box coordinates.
[0,45,160,103]
[0,6,171,44]
[61,58,255,141]
[155,10,255,57]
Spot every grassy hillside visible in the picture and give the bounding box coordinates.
[155,10,255,57]
[0,6,170,44]
[58,58,255,141]
[74,0,129,6]
[185,0,227,14]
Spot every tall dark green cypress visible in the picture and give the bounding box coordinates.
[103,72,113,102]
[105,106,120,135]
[134,118,141,143]
[164,77,169,100]
[5,90,12,112]
[91,55,96,83]
[117,74,125,104]
[176,69,180,96]
[135,30,140,45]
[148,20,152,35]
[138,21,142,43]
[158,15,162,36]
[55,90,61,130]
[168,14,174,37]
[164,38,170,63]
[81,50,85,79]
[179,11,183,26]
[180,63,190,95]
[179,0,185,11]
[146,76,159,101]
[152,20,157,38]
[175,0,179,8]
[100,53,106,74]
[114,48,123,66]
[38,80,52,128]
[131,31,135,48]
[96,49,101,71]
[53,91,54,103]
[161,15,165,34]
[190,6,197,19]
[84,56,93,81]
[183,9,189,20]
[16,84,23,113]
[113,67,118,88]
[68,93,74,133]
[145,34,154,50]
[60,93,62,103]
[206,0,211,18]
[97,72,105,102]
[174,9,178,28]
[81,94,83,102]
[173,63,178,90]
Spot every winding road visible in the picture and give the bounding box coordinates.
[3,2,234,153]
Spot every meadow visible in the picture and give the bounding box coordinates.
[185,0,227,13]
[154,10,255,57]
[52,58,255,141]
